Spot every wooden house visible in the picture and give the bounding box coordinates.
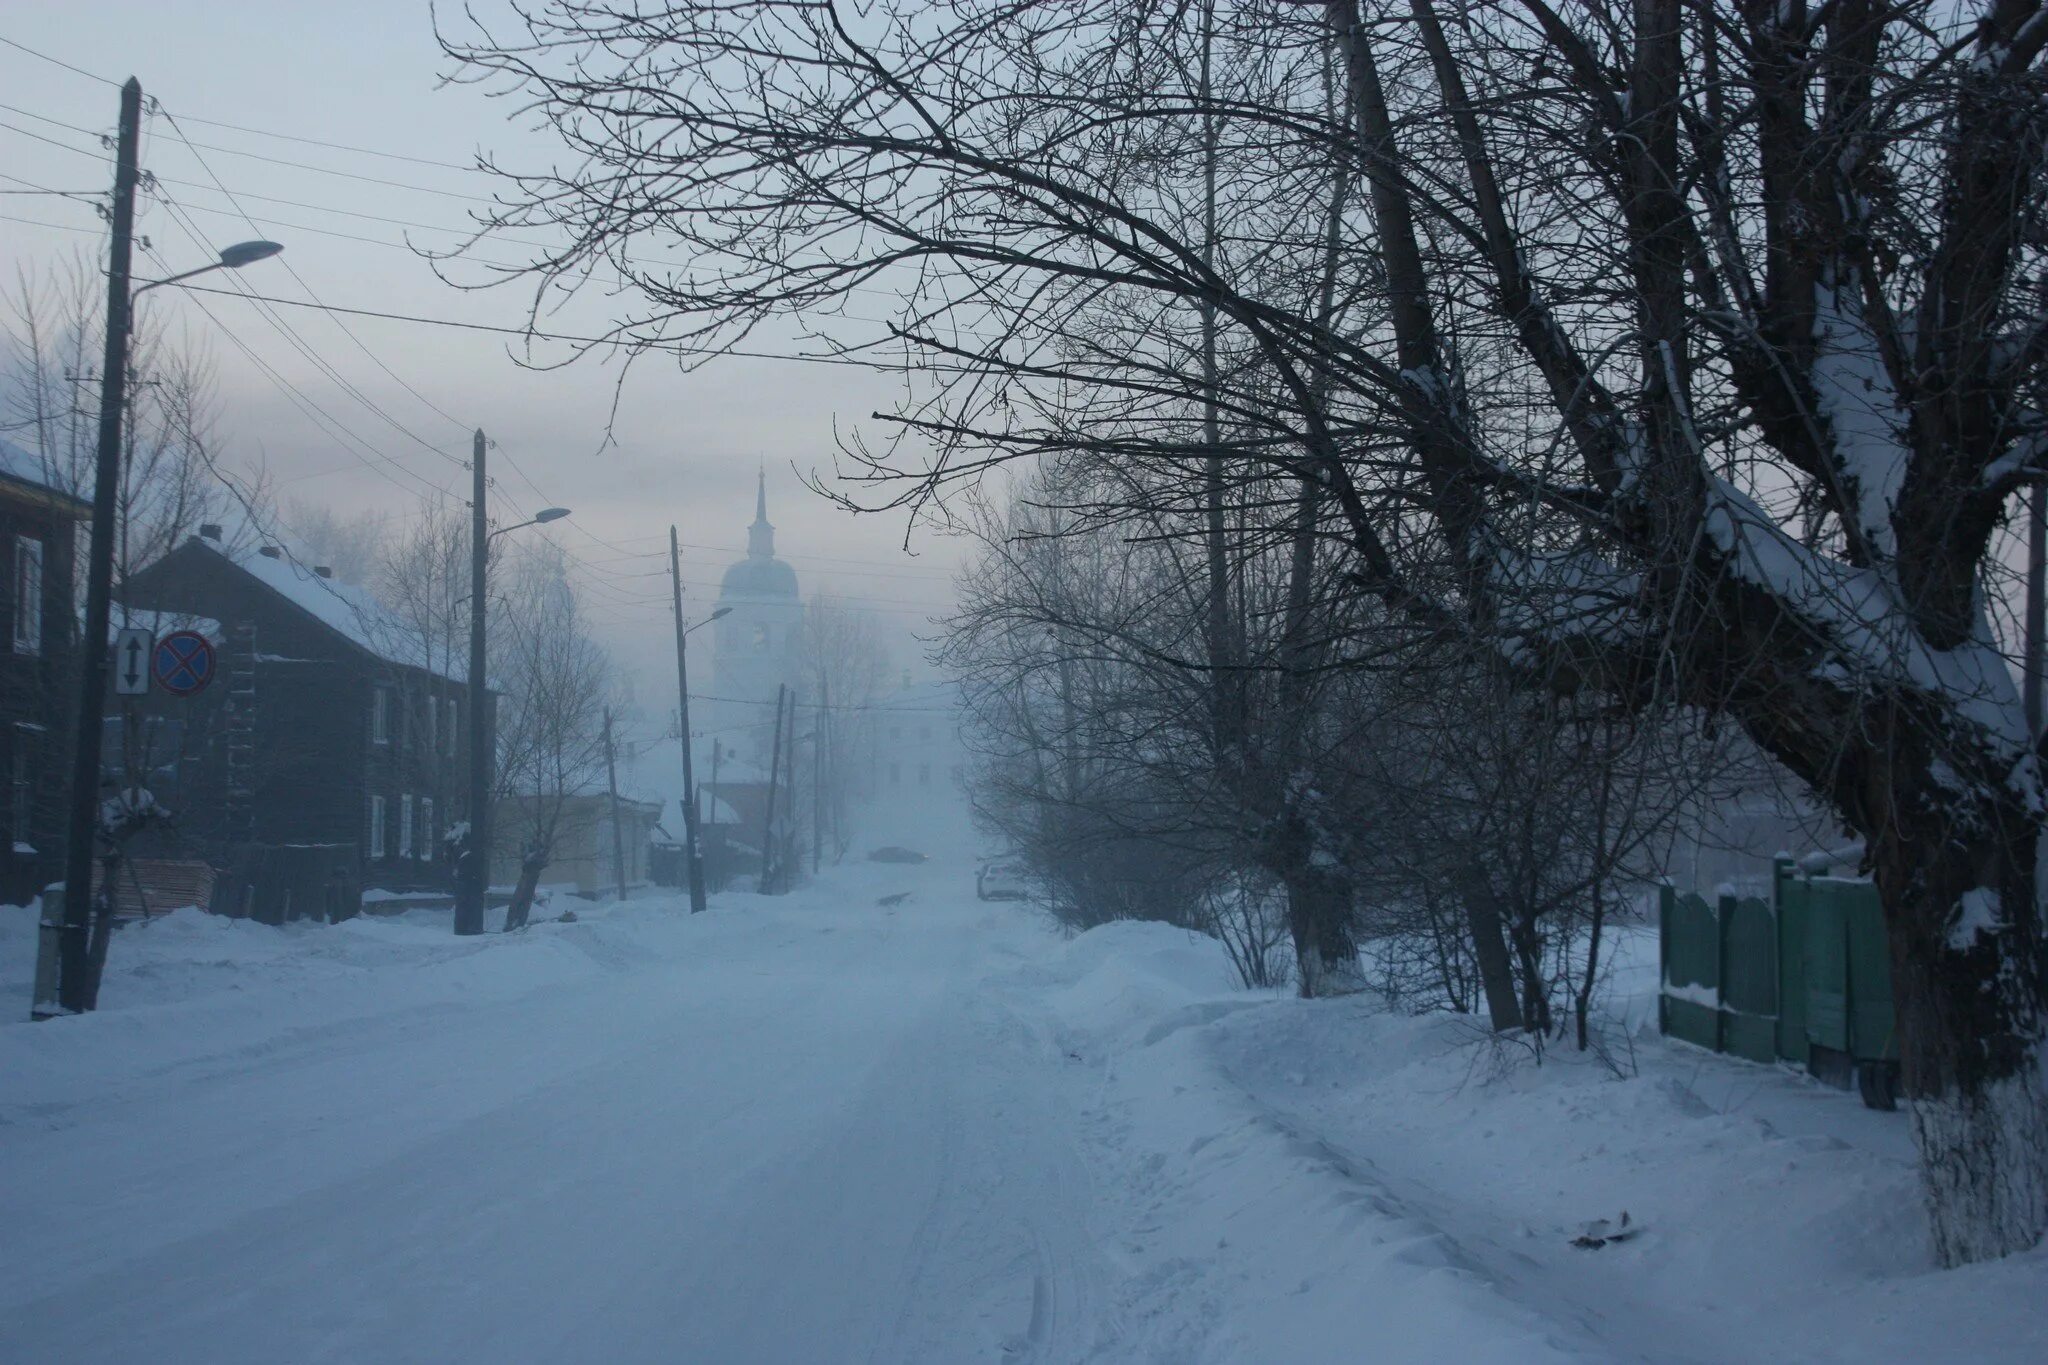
[116,529,490,909]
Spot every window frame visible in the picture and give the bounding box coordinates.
[12,535,43,656]
[368,794,387,858]
[10,745,29,849]
[371,687,392,746]
[399,794,414,859]
[420,797,434,859]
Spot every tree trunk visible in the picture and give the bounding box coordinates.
[1458,866,1523,1032]
[1871,821,2048,1265]
[502,846,548,932]
[1285,870,1355,1000]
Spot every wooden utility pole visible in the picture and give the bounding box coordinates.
[457,427,490,936]
[762,683,787,892]
[708,740,722,834]
[53,77,141,1015]
[668,526,708,912]
[603,706,627,902]
[811,716,824,876]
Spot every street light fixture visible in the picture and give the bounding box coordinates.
[489,507,571,541]
[457,457,571,937]
[53,83,286,1017]
[133,240,285,298]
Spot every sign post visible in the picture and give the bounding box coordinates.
[113,626,151,697]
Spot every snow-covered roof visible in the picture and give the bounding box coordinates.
[108,609,223,646]
[0,437,90,514]
[190,537,467,685]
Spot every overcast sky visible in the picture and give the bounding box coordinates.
[0,2,971,745]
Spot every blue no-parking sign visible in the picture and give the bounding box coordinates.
[152,630,216,696]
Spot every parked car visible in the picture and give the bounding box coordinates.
[976,860,1029,902]
[867,846,927,864]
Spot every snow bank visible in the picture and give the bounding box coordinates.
[1006,917,2046,1362]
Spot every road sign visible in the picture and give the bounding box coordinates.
[151,630,216,696]
[113,626,152,696]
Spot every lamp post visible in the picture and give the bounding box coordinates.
[669,522,728,914]
[51,76,285,1015]
[455,434,566,938]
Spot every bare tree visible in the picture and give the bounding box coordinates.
[796,594,891,860]
[5,249,258,591]
[491,541,616,929]
[445,0,2048,1263]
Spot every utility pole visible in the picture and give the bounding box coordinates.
[708,739,722,834]
[55,78,142,1015]
[762,683,787,892]
[458,427,489,935]
[603,706,627,902]
[669,526,708,912]
[811,719,823,876]
[821,679,834,863]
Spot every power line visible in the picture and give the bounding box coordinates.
[154,103,476,441]
[144,189,467,482]
[137,236,463,505]
[0,36,488,171]
[164,112,488,176]
[0,95,485,202]
[0,34,118,87]
[0,208,97,233]
[160,281,957,371]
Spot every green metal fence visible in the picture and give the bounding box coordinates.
[1658,858,1898,1102]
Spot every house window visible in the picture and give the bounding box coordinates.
[371,688,392,745]
[399,795,414,858]
[752,623,769,653]
[368,795,387,858]
[420,798,434,858]
[10,747,29,850]
[424,696,436,754]
[12,536,43,656]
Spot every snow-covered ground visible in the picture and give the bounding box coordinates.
[3,860,2042,1362]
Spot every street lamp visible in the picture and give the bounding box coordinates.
[671,587,730,915]
[455,431,569,938]
[491,507,571,540]
[53,91,285,1016]
[133,240,284,298]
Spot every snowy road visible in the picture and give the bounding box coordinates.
[9,859,2044,1363]
[2,867,1113,1364]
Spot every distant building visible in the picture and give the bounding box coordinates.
[0,439,90,904]
[116,530,491,911]
[491,791,662,899]
[711,471,802,767]
[861,676,975,853]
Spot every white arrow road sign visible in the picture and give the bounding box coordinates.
[114,626,152,697]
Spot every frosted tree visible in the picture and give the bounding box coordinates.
[445,0,2048,1263]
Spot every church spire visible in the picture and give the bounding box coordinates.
[748,466,775,559]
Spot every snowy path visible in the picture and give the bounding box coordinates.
[1,870,1111,1364]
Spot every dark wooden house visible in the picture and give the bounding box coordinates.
[0,439,90,905]
[117,530,490,912]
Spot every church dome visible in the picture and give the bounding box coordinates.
[719,554,799,600]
